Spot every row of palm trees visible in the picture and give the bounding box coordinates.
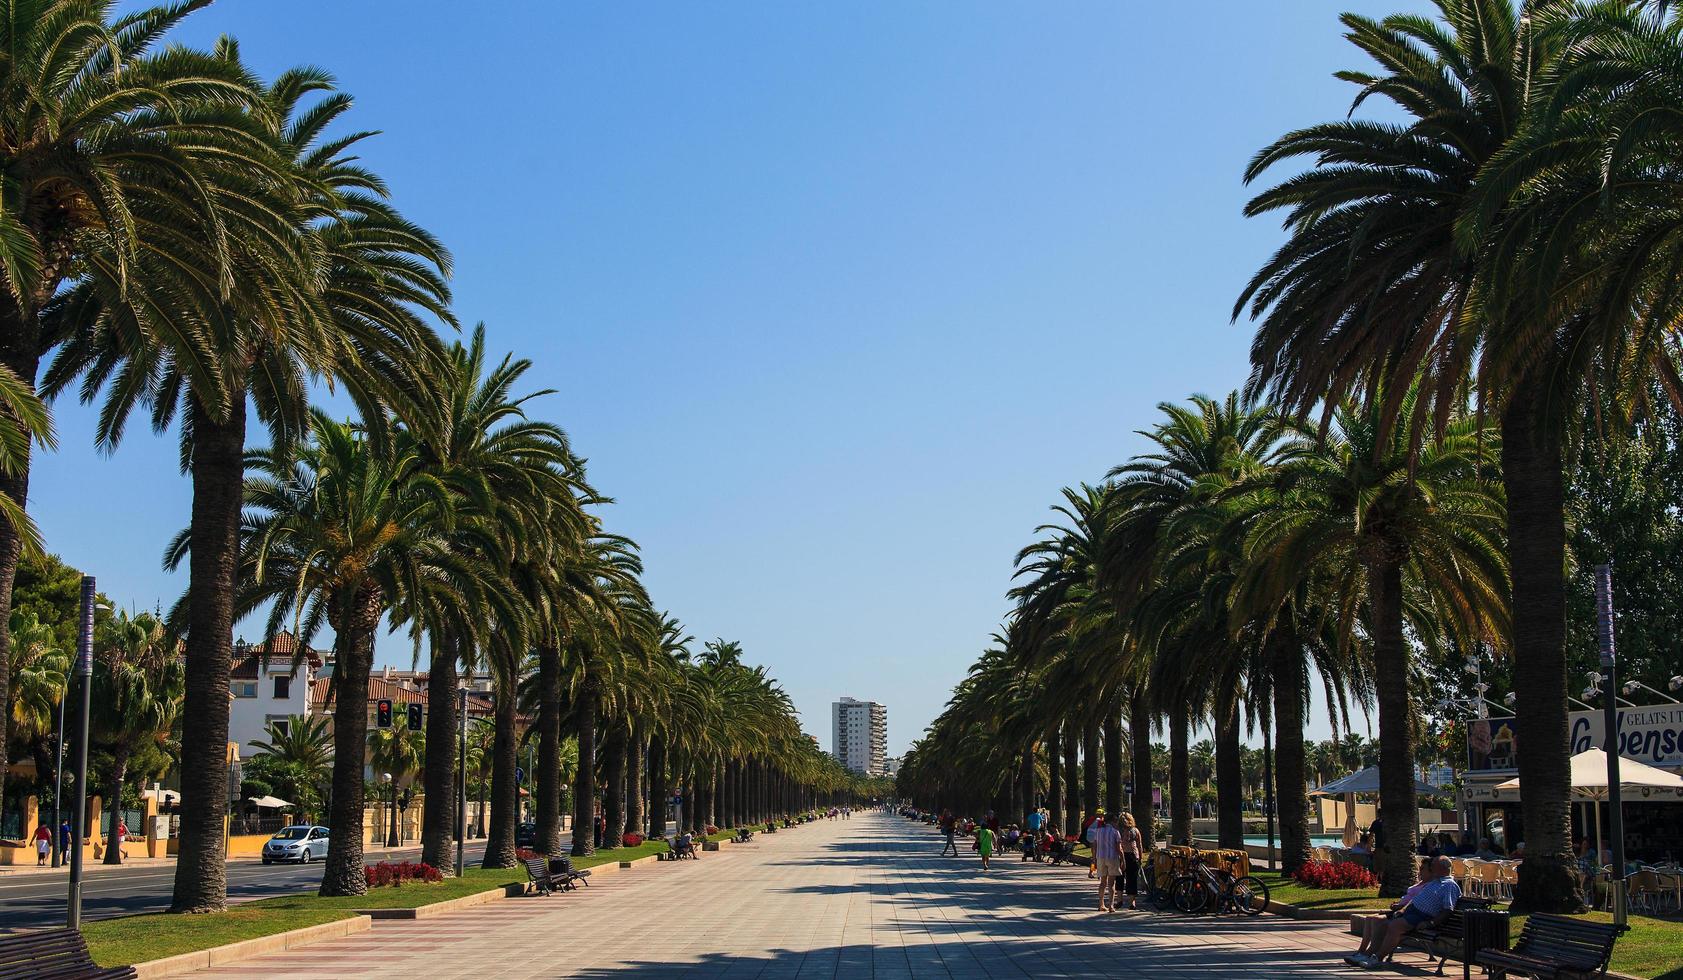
[898,390,1503,897]
[0,2,868,908]
[903,0,1683,912]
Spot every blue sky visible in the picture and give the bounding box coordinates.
[38,1,1424,755]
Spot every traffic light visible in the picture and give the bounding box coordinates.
[376,698,393,728]
[406,702,423,731]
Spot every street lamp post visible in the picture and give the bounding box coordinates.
[1594,565,1628,931]
[456,686,467,878]
[66,576,94,930]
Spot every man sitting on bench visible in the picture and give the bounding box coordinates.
[1346,858,1433,964]
[1347,855,1460,970]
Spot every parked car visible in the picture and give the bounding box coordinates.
[262,825,329,865]
[515,822,537,849]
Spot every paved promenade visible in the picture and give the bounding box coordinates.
[186,813,1407,978]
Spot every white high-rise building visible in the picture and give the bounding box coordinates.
[832,697,887,776]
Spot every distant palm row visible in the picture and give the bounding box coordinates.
[0,2,871,910]
[898,0,1683,914]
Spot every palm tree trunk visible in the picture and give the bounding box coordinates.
[1103,707,1123,821]
[1370,559,1418,897]
[1062,724,1080,836]
[1271,630,1310,874]
[321,589,380,896]
[1130,685,1155,847]
[170,396,245,913]
[1502,398,1580,912]
[1046,727,1063,833]
[420,643,457,871]
[1018,745,1036,821]
[535,646,562,855]
[625,724,644,839]
[103,748,129,865]
[1081,718,1100,821]
[1169,702,1192,845]
[601,724,625,849]
[1215,702,1244,850]
[481,679,519,868]
[569,672,598,856]
[647,735,667,838]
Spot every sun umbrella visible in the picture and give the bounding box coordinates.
[247,795,294,809]
[1496,748,1683,858]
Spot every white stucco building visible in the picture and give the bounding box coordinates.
[227,632,323,755]
[831,697,887,776]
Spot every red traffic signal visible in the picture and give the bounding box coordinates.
[376,698,393,728]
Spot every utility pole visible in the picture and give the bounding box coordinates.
[66,576,94,929]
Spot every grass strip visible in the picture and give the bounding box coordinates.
[84,839,671,967]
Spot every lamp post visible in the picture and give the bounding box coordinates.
[1595,565,1628,931]
[456,686,467,878]
[66,576,94,929]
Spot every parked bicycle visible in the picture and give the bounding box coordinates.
[1170,853,1269,916]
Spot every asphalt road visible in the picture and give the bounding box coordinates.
[0,840,489,931]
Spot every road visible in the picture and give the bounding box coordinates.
[0,840,488,930]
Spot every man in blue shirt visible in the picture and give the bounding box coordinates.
[1353,855,1462,969]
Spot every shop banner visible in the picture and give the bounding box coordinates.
[1468,703,1683,774]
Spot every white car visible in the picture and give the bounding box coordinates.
[262,825,329,865]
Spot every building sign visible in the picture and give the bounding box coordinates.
[1469,703,1683,774]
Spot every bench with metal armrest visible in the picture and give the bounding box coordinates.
[0,927,137,980]
[1474,913,1619,980]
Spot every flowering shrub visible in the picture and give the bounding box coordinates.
[515,848,539,862]
[1292,860,1378,890]
[364,860,443,887]
[622,832,644,847]
[704,825,718,835]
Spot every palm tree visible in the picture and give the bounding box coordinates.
[218,411,470,896]
[0,0,254,843]
[1235,0,1589,909]
[247,715,333,821]
[399,324,579,869]
[49,58,453,910]
[90,611,184,864]
[1238,391,1507,894]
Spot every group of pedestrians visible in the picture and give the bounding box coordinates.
[930,805,1145,911]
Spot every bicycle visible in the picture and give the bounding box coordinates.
[1170,853,1269,916]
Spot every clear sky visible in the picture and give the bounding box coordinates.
[38,1,1427,756]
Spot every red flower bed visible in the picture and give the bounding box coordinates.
[622,832,644,847]
[1292,859,1377,890]
[515,847,539,862]
[364,860,443,888]
[704,825,718,835]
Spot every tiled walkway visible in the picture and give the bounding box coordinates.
[186,814,1426,978]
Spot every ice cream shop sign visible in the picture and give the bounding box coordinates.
[1469,703,1683,774]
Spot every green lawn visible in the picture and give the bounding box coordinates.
[84,840,670,967]
[1252,870,1391,911]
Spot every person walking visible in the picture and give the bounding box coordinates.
[1083,809,1101,879]
[976,823,995,871]
[1089,813,1123,912]
[33,823,50,866]
[940,810,959,857]
[115,818,129,863]
[1026,805,1043,850]
[1118,812,1144,910]
[59,820,71,862]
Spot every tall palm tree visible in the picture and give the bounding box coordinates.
[90,611,183,864]
[1238,390,1507,894]
[0,0,261,844]
[216,410,473,895]
[246,714,333,820]
[50,59,452,910]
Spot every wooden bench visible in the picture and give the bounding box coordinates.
[547,856,590,888]
[524,856,560,895]
[1395,898,1500,977]
[1474,913,1619,980]
[0,926,137,978]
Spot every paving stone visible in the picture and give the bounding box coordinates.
[183,814,1434,977]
